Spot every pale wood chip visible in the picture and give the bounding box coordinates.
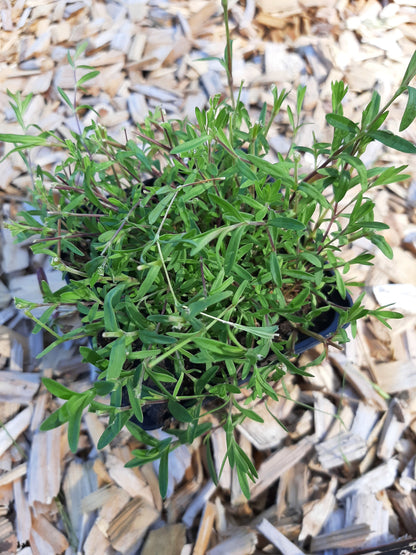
[182,480,217,528]
[250,435,316,500]
[0,405,33,459]
[106,453,154,505]
[0,371,39,404]
[27,427,61,506]
[388,490,416,535]
[377,398,411,461]
[107,497,159,554]
[257,518,305,554]
[62,460,98,541]
[81,485,119,514]
[316,431,367,470]
[193,501,217,555]
[0,516,17,554]
[330,352,388,410]
[299,477,337,542]
[2,228,29,273]
[12,478,31,544]
[0,463,27,488]
[337,459,399,500]
[310,523,371,552]
[142,524,186,555]
[31,514,69,554]
[206,527,257,555]
[82,523,113,555]
[344,492,391,547]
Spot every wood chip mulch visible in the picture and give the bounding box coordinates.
[1,1,416,554]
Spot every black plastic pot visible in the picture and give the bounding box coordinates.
[133,285,353,430]
[293,284,353,355]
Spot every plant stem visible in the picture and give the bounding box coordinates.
[221,0,235,108]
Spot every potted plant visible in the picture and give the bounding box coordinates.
[2,5,416,497]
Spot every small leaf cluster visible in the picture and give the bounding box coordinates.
[1,47,415,499]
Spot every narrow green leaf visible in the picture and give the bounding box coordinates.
[209,194,249,223]
[66,392,93,452]
[399,86,416,131]
[74,41,89,62]
[57,87,74,110]
[232,280,249,305]
[233,399,264,423]
[138,329,176,345]
[269,252,282,287]
[126,420,160,447]
[170,134,210,154]
[370,234,393,259]
[148,192,175,225]
[224,226,245,274]
[369,130,416,154]
[401,50,416,87]
[334,269,346,300]
[68,408,83,453]
[192,337,244,357]
[339,152,368,190]
[41,377,76,400]
[94,381,115,396]
[296,85,307,116]
[195,366,219,395]
[375,309,403,319]
[0,133,48,146]
[158,449,170,498]
[236,464,251,499]
[299,182,331,209]
[188,291,232,318]
[103,284,124,332]
[232,323,278,339]
[167,399,193,423]
[137,264,161,298]
[40,406,68,431]
[268,217,305,231]
[97,411,131,449]
[361,91,381,128]
[205,440,219,486]
[189,225,238,256]
[301,251,322,267]
[243,152,293,181]
[32,305,55,334]
[373,165,410,187]
[107,336,127,380]
[325,114,358,134]
[77,70,100,87]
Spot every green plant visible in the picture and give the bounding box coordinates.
[1,7,415,498]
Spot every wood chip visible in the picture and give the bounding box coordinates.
[0,371,39,404]
[257,518,305,554]
[206,528,257,555]
[27,427,61,506]
[0,406,33,459]
[250,436,316,500]
[336,459,399,500]
[299,477,337,542]
[316,431,367,470]
[310,523,371,552]
[141,523,187,555]
[31,514,69,554]
[193,501,217,555]
[107,497,159,554]
[330,352,388,410]
[106,454,153,502]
